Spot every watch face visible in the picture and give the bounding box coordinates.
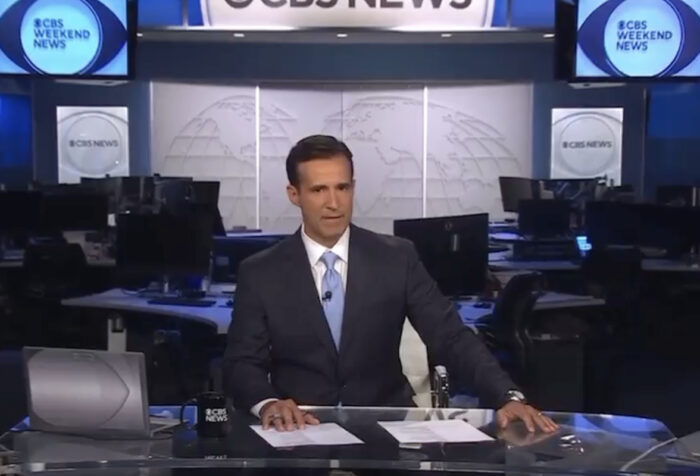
[508,390,526,402]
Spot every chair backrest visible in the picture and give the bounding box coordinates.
[492,272,544,330]
[23,243,87,278]
[492,272,544,380]
[23,243,88,300]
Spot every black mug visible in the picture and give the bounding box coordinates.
[180,391,229,438]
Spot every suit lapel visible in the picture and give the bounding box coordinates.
[284,231,338,360]
[338,225,372,359]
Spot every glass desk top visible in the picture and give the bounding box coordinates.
[1,406,698,475]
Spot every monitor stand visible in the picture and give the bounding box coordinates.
[138,275,207,300]
[137,275,178,299]
[684,247,700,267]
[0,236,26,262]
[160,275,172,295]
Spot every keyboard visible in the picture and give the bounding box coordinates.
[147,297,216,307]
[149,416,182,435]
[2,250,24,261]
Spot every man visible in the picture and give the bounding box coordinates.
[224,135,557,434]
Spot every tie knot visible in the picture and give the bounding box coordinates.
[320,251,339,270]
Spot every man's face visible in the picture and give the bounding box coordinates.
[287,154,354,248]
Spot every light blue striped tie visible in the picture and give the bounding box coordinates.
[320,251,344,349]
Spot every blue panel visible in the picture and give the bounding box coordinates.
[648,84,700,138]
[0,93,32,186]
[643,85,700,198]
[188,0,203,26]
[510,0,554,27]
[491,0,509,27]
[138,0,182,26]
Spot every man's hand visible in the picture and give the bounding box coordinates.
[496,401,558,433]
[260,399,320,431]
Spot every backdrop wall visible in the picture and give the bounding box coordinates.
[152,82,533,232]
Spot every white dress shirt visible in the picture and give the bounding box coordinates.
[250,225,350,417]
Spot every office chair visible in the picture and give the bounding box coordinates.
[17,243,89,348]
[22,243,88,301]
[478,273,589,408]
[480,273,599,411]
[471,273,552,408]
[476,272,545,387]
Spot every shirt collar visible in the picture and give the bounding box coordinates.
[301,224,350,267]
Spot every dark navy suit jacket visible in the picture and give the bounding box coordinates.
[224,224,516,410]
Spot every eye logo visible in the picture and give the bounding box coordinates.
[578,0,700,77]
[0,0,126,75]
[551,108,623,183]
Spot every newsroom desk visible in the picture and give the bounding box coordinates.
[0,258,115,269]
[61,288,232,352]
[457,293,605,326]
[1,406,694,475]
[489,257,700,273]
[61,288,605,352]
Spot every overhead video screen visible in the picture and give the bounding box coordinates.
[0,0,134,77]
[574,0,700,79]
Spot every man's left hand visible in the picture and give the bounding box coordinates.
[496,401,558,433]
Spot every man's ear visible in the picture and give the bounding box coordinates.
[286,184,300,207]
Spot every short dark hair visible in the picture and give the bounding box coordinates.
[286,135,354,186]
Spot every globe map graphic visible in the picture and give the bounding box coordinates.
[158,94,526,232]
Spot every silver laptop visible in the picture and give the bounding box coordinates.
[23,347,180,439]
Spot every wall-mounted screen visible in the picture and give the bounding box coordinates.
[0,0,135,78]
[556,0,700,80]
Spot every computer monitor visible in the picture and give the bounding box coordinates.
[212,234,287,283]
[120,177,156,212]
[585,201,641,247]
[656,185,699,208]
[116,209,214,279]
[541,178,601,208]
[189,181,226,236]
[0,191,42,232]
[518,199,572,238]
[23,347,151,439]
[154,179,191,214]
[80,177,120,213]
[40,189,109,232]
[154,180,225,236]
[586,202,700,257]
[189,181,220,205]
[600,185,636,203]
[499,177,536,213]
[393,214,488,297]
[81,177,159,214]
[637,205,700,258]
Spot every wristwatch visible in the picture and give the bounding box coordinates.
[504,389,527,405]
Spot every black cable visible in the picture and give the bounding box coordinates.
[179,398,197,425]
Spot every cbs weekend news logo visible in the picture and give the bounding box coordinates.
[0,0,126,75]
[578,0,700,77]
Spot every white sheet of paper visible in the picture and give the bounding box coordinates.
[250,423,363,447]
[378,419,494,444]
